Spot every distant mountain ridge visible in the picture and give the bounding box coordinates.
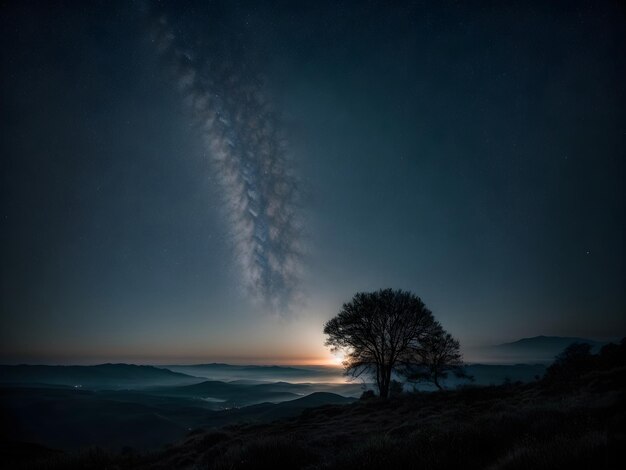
[163,363,316,374]
[488,335,608,363]
[162,363,341,383]
[0,363,202,389]
[497,336,606,348]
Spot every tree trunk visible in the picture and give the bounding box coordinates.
[433,373,443,391]
[378,364,393,399]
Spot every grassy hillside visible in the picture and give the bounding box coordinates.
[13,364,623,469]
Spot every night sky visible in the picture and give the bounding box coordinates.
[1,1,624,364]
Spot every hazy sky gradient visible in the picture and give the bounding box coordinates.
[1,0,624,364]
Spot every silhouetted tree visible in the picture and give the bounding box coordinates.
[324,288,440,398]
[545,342,593,382]
[597,338,626,369]
[402,328,471,390]
[542,338,626,389]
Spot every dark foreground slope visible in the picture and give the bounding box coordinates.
[0,387,354,452]
[13,365,625,470]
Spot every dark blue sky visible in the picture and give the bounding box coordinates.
[1,1,624,364]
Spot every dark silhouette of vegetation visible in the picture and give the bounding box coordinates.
[544,342,593,382]
[389,379,405,397]
[324,288,462,398]
[403,328,472,390]
[598,338,626,369]
[544,337,626,387]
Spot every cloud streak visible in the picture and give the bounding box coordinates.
[149,13,303,312]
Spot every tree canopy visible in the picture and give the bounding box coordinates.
[324,288,460,398]
[402,328,470,390]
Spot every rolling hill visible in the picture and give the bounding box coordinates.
[150,380,303,406]
[160,363,343,383]
[0,364,202,389]
[0,385,355,452]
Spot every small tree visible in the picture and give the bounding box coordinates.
[544,342,593,383]
[324,288,440,398]
[402,328,470,390]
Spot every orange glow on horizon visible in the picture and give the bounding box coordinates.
[4,345,345,367]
